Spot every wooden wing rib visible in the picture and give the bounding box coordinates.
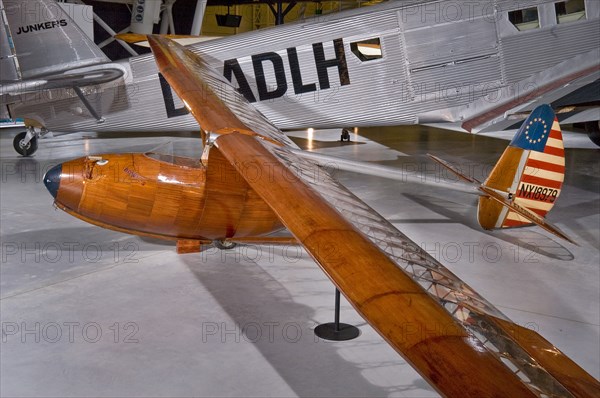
[214,133,538,397]
[254,140,600,398]
[147,36,600,397]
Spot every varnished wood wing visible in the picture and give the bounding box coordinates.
[148,35,599,398]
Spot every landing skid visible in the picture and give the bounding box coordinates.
[214,240,237,250]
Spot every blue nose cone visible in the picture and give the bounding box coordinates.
[43,164,62,199]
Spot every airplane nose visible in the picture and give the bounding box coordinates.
[43,164,62,198]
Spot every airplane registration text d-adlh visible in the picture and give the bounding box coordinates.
[0,0,599,155]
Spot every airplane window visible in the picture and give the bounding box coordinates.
[508,7,540,31]
[350,38,383,62]
[555,0,586,24]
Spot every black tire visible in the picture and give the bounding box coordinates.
[13,132,38,156]
[584,121,600,147]
[214,240,237,250]
[341,128,351,142]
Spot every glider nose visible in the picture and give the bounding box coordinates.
[43,164,62,199]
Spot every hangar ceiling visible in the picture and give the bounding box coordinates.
[79,0,387,60]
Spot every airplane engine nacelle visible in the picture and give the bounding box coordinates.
[43,152,284,242]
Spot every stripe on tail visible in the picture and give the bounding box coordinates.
[478,105,565,230]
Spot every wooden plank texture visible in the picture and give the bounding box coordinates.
[214,132,538,398]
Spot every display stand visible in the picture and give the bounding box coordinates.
[314,289,360,341]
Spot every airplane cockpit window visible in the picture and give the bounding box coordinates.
[350,38,383,62]
[555,0,586,24]
[145,141,203,168]
[508,7,540,31]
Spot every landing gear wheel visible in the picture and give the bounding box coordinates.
[13,132,38,156]
[214,240,237,250]
[340,128,351,142]
[584,121,600,147]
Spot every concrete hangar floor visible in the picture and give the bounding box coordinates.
[1,125,598,397]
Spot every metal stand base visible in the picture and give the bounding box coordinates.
[314,322,360,341]
[314,289,360,341]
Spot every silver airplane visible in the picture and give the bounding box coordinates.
[1,0,599,156]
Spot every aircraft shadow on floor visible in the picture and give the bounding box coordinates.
[399,193,574,261]
[180,252,436,397]
[552,198,600,249]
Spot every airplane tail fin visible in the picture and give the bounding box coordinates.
[429,105,572,243]
[1,0,108,80]
[477,104,571,241]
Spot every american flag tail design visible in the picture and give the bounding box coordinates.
[477,104,574,243]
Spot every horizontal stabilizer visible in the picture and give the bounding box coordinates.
[427,154,480,184]
[477,105,570,243]
[428,106,573,243]
[479,186,576,245]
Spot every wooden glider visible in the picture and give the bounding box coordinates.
[146,36,599,397]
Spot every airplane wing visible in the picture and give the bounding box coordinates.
[148,35,600,397]
[417,48,600,134]
[0,63,127,96]
[0,0,126,96]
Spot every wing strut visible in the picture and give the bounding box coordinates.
[73,87,104,123]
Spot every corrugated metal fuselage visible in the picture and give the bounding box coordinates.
[6,0,600,133]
